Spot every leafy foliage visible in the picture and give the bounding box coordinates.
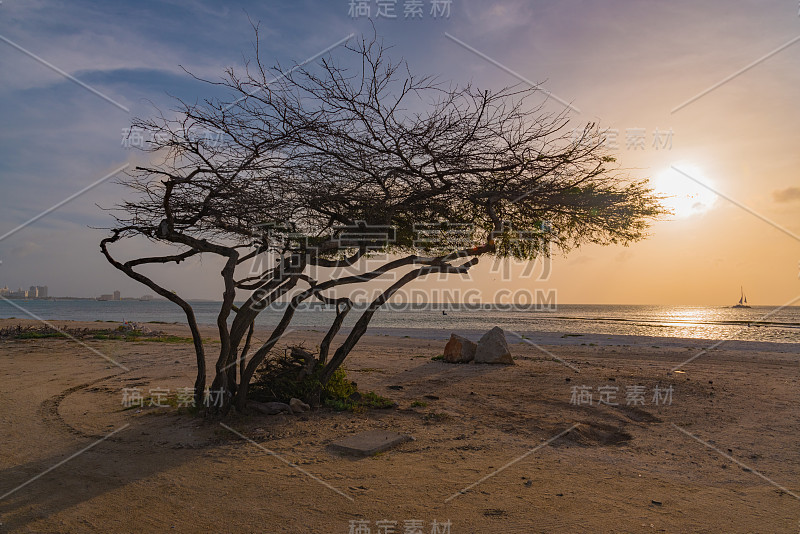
[249,349,323,403]
[249,348,393,412]
[323,391,396,413]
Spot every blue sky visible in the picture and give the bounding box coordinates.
[1,0,799,303]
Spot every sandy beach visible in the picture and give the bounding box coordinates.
[0,318,798,533]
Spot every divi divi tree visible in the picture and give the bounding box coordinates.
[101,32,664,413]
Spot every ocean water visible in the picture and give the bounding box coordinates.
[1,299,799,344]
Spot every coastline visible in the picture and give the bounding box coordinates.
[344,326,800,354]
[2,302,799,345]
[3,317,800,354]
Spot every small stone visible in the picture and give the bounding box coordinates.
[289,398,311,413]
[248,400,292,415]
[330,430,412,456]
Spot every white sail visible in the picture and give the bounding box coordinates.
[733,286,751,308]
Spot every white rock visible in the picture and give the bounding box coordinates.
[248,400,292,415]
[474,326,514,365]
[289,397,311,413]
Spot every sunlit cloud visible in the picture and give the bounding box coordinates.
[772,186,800,203]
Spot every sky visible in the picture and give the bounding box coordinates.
[0,0,798,305]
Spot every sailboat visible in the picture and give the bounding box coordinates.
[731,286,751,309]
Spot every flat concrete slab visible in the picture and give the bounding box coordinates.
[329,430,412,456]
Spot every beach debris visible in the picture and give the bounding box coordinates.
[442,334,477,363]
[329,429,412,456]
[289,397,311,413]
[247,400,292,415]
[483,509,507,517]
[121,321,150,333]
[474,327,515,365]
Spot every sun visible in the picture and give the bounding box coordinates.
[653,164,718,218]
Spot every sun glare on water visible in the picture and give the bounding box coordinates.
[653,164,718,218]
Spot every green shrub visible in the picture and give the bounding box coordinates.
[423,411,450,423]
[324,390,395,413]
[324,368,357,399]
[249,349,323,403]
[249,351,394,413]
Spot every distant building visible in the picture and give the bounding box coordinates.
[0,284,48,298]
[98,290,122,301]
